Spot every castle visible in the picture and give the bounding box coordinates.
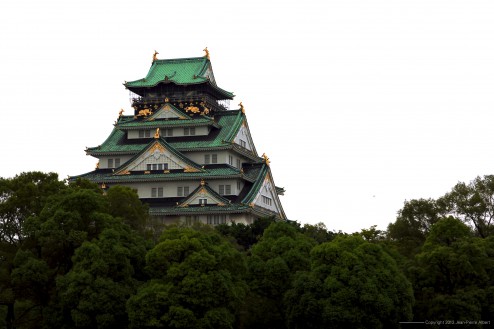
[71,50,286,225]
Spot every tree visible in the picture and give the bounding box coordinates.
[284,235,414,329]
[0,172,66,245]
[0,172,66,329]
[299,222,335,244]
[411,217,494,323]
[215,217,276,250]
[387,198,443,258]
[55,223,147,328]
[244,221,316,329]
[126,226,247,329]
[106,185,149,234]
[439,175,494,238]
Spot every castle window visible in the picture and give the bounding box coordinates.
[151,187,163,198]
[207,215,226,225]
[219,185,231,195]
[139,130,151,138]
[199,198,207,205]
[164,128,173,137]
[204,154,217,164]
[236,159,241,168]
[147,163,168,171]
[240,140,246,148]
[184,127,196,136]
[262,195,272,206]
[228,155,233,165]
[107,158,120,168]
[185,216,199,226]
[177,186,189,196]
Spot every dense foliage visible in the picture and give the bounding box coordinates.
[0,172,493,328]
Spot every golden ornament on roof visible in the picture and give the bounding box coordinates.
[96,161,100,169]
[200,179,206,186]
[137,109,152,117]
[152,50,159,62]
[154,128,160,139]
[239,102,245,113]
[203,47,210,59]
[119,109,124,117]
[262,153,270,166]
[185,106,200,113]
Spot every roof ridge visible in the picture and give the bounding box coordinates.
[154,56,207,63]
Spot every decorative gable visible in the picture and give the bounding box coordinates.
[250,175,284,214]
[234,121,256,152]
[115,140,201,174]
[178,181,230,207]
[146,103,189,120]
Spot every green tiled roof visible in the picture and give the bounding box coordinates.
[124,57,233,99]
[87,110,246,155]
[241,164,269,204]
[70,166,242,183]
[149,204,251,216]
[116,117,217,129]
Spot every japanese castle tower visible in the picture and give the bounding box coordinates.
[72,49,286,225]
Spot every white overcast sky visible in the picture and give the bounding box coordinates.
[1,0,494,233]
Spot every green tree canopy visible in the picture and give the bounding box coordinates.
[126,226,247,329]
[411,217,494,323]
[284,235,414,329]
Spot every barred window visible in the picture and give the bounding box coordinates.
[185,216,200,226]
[151,187,164,198]
[148,163,168,171]
[219,185,231,195]
[139,130,151,138]
[262,195,272,206]
[207,215,227,225]
[164,128,173,136]
[177,186,190,197]
[184,127,196,136]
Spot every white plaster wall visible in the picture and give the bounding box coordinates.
[254,180,280,212]
[98,155,133,169]
[153,213,256,227]
[234,126,252,151]
[229,213,256,225]
[184,150,248,168]
[114,181,197,198]
[207,179,241,196]
[127,130,146,139]
[184,150,228,165]
[127,126,210,140]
